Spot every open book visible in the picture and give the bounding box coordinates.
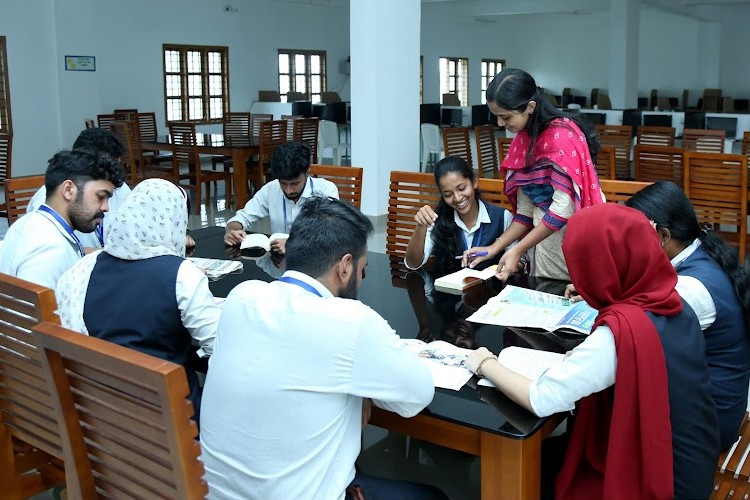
[467,285,598,335]
[240,232,289,259]
[478,346,565,387]
[398,339,474,390]
[434,265,498,295]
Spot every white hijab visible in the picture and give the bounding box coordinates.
[57,179,188,334]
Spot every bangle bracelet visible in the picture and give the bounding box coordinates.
[496,236,505,247]
[475,355,497,378]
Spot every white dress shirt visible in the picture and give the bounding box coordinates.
[176,260,219,357]
[0,208,81,290]
[672,239,716,330]
[227,177,339,234]
[27,183,132,248]
[200,271,434,500]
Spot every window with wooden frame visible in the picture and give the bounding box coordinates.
[0,36,12,134]
[481,59,505,104]
[439,57,468,106]
[162,44,229,124]
[278,49,326,103]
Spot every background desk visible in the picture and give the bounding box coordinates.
[191,226,573,500]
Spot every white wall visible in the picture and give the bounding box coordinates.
[720,4,750,97]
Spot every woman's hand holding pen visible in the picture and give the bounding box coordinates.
[563,283,583,303]
[461,245,494,268]
[414,205,438,228]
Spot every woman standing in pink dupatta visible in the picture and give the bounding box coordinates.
[464,68,604,281]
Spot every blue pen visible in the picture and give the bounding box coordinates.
[454,251,489,260]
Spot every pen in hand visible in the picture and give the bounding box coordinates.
[455,251,489,260]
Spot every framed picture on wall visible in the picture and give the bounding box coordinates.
[65,55,96,71]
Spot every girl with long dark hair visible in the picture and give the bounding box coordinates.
[405,156,512,273]
[466,68,604,281]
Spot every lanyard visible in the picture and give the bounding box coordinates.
[282,177,314,233]
[95,219,104,246]
[39,205,86,257]
[278,276,323,297]
[464,224,483,251]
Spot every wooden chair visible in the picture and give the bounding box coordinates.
[477,177,511,211]
[597,125,633,180]
[713,412,750,499]
[497,137,512,165]
[474,125,499,178]
[281,114,303,141]
[0,274,65,500]
[4,175,46,225]
[634,145,685,185]
[169,122,232,214]
[250,113,273,137]
[441,127,473,170]
[742,131,750,161]
[595,146,616,180]
[96,113,117,130]
[33,322,207,500]
[293,117,320,164]
[136,112,173,166]
[637,126,676,147]
[599,179,654,204]
[210,111,251,184]
[386,171,440,258]
[682,128,726,154]
[0,133,11,218]
[684,152,748,262]
[110,120,145,185]
[249,120,287,192]
[114,107,138,115]
[310,164,363,209]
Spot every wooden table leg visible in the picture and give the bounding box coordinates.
[231,149,249,209]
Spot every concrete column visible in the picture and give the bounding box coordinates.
[608,0,639,108]
[350,0,421,216]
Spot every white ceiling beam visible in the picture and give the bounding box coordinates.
[421,0,608,17]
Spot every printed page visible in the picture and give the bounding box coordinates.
[478,347,565,387]
[188,257,243,279]
[399,339,474,390]
[467,285,597,335]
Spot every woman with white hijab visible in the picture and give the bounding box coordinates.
[56,179,219,419]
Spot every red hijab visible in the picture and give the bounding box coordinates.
[556,204,682,500]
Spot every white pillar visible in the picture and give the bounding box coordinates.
[350,0,421,216]
[608,0,639,108]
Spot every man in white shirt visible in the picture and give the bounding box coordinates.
[223,140,339,255]
[201,197,447,500]
[0,149,124,290]
[27,127,132,250]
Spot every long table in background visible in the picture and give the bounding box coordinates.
[191,226,582,500]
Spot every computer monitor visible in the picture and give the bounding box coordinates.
[734,99,749,113]
[622,109,641,137]
[321,102,348,124]
[471,104,490,127]
[706,116,738,139]
[580,111,606,126]
[420,103,441,126]
[312,104,325,119]
[684,111,705,130]
[637,97,649,110]
[668,97,679,110]
[291,101,313,118]
[643,114,672,127]
[572,96,587,107]
[441,108,463,127]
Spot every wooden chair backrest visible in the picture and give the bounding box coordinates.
[281,114,303,141]
[293,118,320,163]
[114,108,138,115]
[595,146,616,180]
[597,125,633,179]
[310,164,363,209]
[441,127,473,169]
[136,112,159,142]
[497,137,512,164]
[477,177,511,211]
[714,412,750,495]
[0,133,11,182]
[386,171,440,258]
[4,175,46,225]
[110,121,143,185]
[474,125,498,178]
[250,113,273,137]
[684,152,748,262]
[33,322,207,500]
[0,274,61,457]
[743,131,750,158]
[600,179,654,205]
[637,126,676,147]
[96,113,117,130]
[682,128,725,154]
[258,120,287,167]
[223,112,251,138]
[169,122,200,166]
[634,145,685,185]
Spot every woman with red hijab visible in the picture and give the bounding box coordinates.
[465,68,603,281]
[467,203,719,498]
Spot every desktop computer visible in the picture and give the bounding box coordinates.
[441,108,463,127]
[420,103,441,126]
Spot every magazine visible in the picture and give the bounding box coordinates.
[188,257,243,280]
[467,285,598,335]
[398,339,474,391]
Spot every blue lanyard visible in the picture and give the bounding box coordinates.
[464,224,483,251]
[39,205,86,257]
[95,219,104,246]
[278,276,323,297]
[282,177,314,233]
